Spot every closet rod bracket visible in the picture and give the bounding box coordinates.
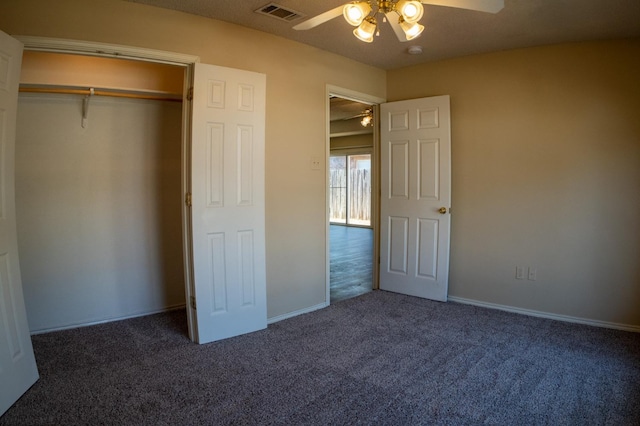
[82,88,95,128]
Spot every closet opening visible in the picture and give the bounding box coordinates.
[15,50,189,335]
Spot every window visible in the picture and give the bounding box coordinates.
[329,153,371,226]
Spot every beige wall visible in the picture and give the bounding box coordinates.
[17,94,185,332]
[388,39,640,327]
[0,0,386,320]
[330,134,373,151]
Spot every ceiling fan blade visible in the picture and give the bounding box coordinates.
[293,5,345,30]
[385,12,410,42]
[420,0,504,14]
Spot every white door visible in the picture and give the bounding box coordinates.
[0,30,39,416]
[189,63,267,344]
[379,95,451,301]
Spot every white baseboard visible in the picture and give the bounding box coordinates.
[267,302,329,325]
[447,296,640,333]
[30,304,187,335]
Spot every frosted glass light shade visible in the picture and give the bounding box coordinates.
[343,2,372,26]
[400,18,424,40]
[397,1,424,23]
[354,17,377,43]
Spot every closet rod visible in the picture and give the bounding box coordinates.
[19,86,183,102]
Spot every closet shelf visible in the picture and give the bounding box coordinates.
[19,84,183,102]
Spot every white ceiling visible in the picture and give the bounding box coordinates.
[126,0,640,70]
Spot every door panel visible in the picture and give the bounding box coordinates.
[380,96,451,301]
[0,30,39,416]
[189,63,266,344]
[388,216,409,274]
[389,141,409,199]
[418,139,439,199]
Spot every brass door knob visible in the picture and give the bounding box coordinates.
[438,207,447,214]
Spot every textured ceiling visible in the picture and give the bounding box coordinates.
[126,0,640,70]
[330,97,371,122]
[329,96,374,136]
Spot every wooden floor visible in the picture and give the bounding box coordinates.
[330,224,373,303]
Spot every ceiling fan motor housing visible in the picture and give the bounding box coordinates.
[378,1,397,14]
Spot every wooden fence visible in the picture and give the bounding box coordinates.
[329,169,371,225]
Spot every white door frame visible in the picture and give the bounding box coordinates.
[325,85,385,303]
[13,36,201,340]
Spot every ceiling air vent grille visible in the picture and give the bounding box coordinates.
[256,3,305,22]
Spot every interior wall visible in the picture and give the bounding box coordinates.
[0,0,386,320]
[330,120,374,137]
[16,93,185,332]
[388,39,640,327]
[330,134,373,151]
[21,51,184,94]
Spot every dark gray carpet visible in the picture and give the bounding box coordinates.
[2,291,640,425]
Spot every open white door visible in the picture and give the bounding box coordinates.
[379,95,451,301]
[189,63,267,344]
[0,30,39,416]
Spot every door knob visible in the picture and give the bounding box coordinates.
[438,207,447,214]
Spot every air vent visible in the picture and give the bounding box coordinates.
[256,3,305,22]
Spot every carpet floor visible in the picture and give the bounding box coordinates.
[2,291,639,425]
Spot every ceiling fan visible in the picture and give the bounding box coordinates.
[293,0,504,43]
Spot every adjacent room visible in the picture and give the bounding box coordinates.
[0,0,639,423]
[329,96,375,303]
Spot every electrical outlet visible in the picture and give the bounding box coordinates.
[515,266,525,280]
[528,267,537,281]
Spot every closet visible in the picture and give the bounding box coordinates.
[16,51,187,333]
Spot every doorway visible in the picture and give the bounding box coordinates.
[15,47,191,334]
[327,90,383,303]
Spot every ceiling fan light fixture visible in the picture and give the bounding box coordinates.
[396,0,424,23]
[399,17,424,40]
[343,2,372,26]
[360,108,374,127]
[354,16,377,43]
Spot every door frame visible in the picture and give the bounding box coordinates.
[13,35,201,341]
[325,85,385,303]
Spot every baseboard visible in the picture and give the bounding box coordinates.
[30,303,187,335]
[267,302,329,325]
[447,296,640,333]
[33,301,331,334]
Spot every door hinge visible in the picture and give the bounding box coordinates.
[185,192,192,207]
[186,87,194,101]
[190,295,197,310]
